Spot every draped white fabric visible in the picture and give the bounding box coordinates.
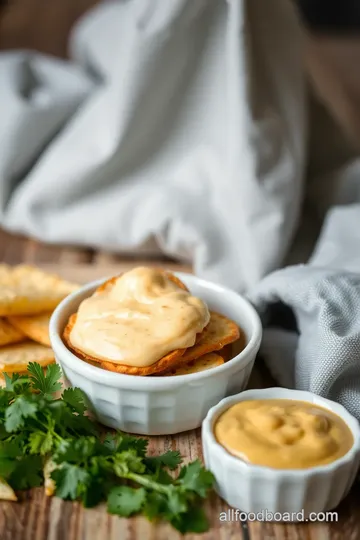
[0,0,306,292]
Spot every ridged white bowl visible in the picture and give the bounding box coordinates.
[202,388,360,519]
[49,272,262,435]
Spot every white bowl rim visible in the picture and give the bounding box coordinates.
[49,271,262,390]
[202,387,360,476]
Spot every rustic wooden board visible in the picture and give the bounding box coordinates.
[38,262,192,285]
[0,232,359,539]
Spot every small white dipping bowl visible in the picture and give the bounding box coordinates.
[49,272,262,436]
[202,387,360,519]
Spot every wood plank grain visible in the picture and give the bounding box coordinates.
[248,521,330,540]
[93,240,170,265]
[0,236,358,539]
[0,0,99,57]
[0,231,29,264]
[0,230,93,265]
[22,239,93,265]
[6,458,357,540]
[0,469,245,540]
[38,262,193,284]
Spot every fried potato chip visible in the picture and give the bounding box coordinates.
[0,264,78,316]
[162,352,225,376]
[0,478,17,501]
[0,341,55,373]
[8,312,52,347]
[180,311,240,363]
[0,318,26,346]
[63,270,204,376]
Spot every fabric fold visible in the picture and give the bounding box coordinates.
[0,0,305,291]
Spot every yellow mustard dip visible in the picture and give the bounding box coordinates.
[214,399,354,469]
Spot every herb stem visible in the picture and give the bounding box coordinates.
[123,472,171,495]
[33,419,63,443]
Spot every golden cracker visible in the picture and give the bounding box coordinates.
[0,478,17,501]
[180,311,240,363]
[0,318,26,346]
[8,312,52,347]
[63,271,198,376]
[163,352,225,376]
[218,335,246,363]
[0,264,78,316]
[0,341,55,373]
[219,344,233,362]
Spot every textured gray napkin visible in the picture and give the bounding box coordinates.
[249,264,360,420]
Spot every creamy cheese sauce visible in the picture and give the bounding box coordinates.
[70,267,210,367]
[214,399,354,469]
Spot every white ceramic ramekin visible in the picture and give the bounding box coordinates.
[49,272,262,436]
[202,387,360,519]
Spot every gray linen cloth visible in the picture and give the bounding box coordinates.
[249,204,360,419]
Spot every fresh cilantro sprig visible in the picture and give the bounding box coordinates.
[0,363,214,533]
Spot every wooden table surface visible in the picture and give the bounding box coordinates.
[0,229,358,540]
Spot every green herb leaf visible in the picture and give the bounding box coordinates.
[3,373,13,390]
[113,449,146,476]
[153,467,173,485]
[52,463,91,500]
[0,458,16,478]
[3,373,30,393]
[29,431,54,455]
[103,433,120,451]
[145,450,182,471]
[61,409,97,436]
[143,491,167,520]
[5,396,37,432]
[53,437,100,464]
[166,487,188,515]
[104,432,148,456]
[108,486,147,517]
[81,478,109,508]
[0,390,12,414]
[0,440,22,459]
[9,455,43,490]
[177,459,215,497]
[61,388,88,415]
[27,363,62,395]
[171,506,210,534]
[0,440,23,478]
